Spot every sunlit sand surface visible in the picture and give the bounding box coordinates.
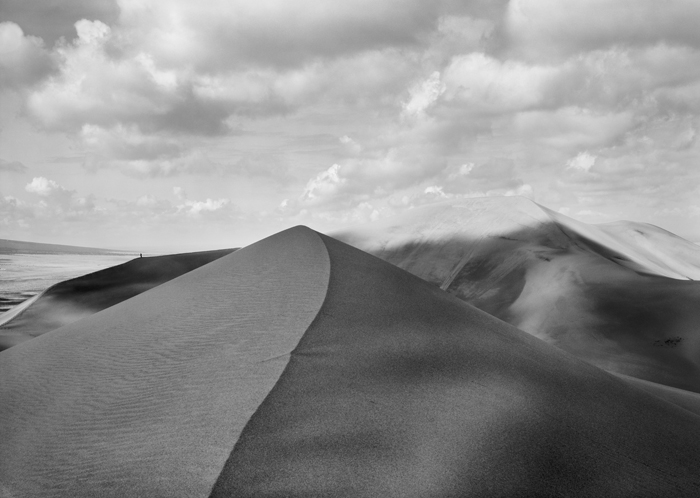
[1,224,700,496]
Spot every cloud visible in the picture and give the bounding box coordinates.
[24,177,99,220]
[441,53,559,113]
[170,186,232,216]
[117,0,453,71]
[499,0,700,60]
[566,152,596,173]
[25,177,63,196]
[0,22,55,89]
[177,198,231,217]
[0,0,119,46]
[403,71,444,117]
[0,159,27,173]
[0,194,33,228]
[4,0,700,246]
[301,164,346,205]
[512,107,634,149]
[25,20,230,135]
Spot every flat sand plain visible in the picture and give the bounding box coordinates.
[2,226,700,496]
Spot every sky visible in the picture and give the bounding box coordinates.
[1,0,700,251]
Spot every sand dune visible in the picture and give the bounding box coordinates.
[334,197,700,393]
[0,228,329,497]
[0,238,128,255]
[2,226,700,496]
[0,249,234,351]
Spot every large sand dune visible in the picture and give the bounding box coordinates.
[335,197,700,393]
[2,226,700,496]
[0,249,233,350]
[0,228,328,497]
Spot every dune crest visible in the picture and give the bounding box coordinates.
[0,227,329,497]
[335,197,700,393]
[215,232,700,496]
[0,249,234,350]
[3,225,700,496]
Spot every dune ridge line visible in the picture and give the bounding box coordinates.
[0,226,331,498]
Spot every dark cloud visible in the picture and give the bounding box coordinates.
[490,0,700,61]
[0,0,119,46]
[0,22,56,89]
[0,159,27,173]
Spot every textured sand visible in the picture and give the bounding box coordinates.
[211,231,700,497]
[335,197,700,393]
[3,226,700,496]
[0,228,329,497]
[0,249,233,351]
[612,373,700,417]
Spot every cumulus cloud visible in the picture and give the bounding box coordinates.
[171,186,233,217]
[25,20,230,135]
[403,71,444,117]
[23,177,99,220]
[25,177,64,196]
[301,164,346,205]
[0,22,55,89]
[4,0,700,243]
[0,0,119,46]
[566,152,596,173]
[178,198,231,216]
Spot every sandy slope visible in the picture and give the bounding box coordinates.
[0,249,234,351]
[610,373,700,417]
[335,197,700,393]
[3,226,700,496]
[213,232,700,496]
[545,207,700,280]
[0,228,329,497]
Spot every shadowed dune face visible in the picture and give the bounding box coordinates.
[212,232,700,497]
[335,198,700,393]
[0,249,234,351]
[2,226,700,496]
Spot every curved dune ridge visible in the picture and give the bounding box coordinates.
[334,197,700,394]
[1,226,700,496]
[0,227,330,497]
[0,249,234,351]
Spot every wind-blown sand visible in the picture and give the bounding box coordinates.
[335,197,700,393]
[0,229,328,497]
[2,226,700,496]
[0,249,233,350]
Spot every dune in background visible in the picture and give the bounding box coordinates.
[334,197,700,394]
[0,238,130,255]
[0,249,234,351]
[2,226,700,496]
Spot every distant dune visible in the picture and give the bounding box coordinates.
[0,238,129,255]
[1,227,700,496]
[0,249,234,350]
[335,197,700,393]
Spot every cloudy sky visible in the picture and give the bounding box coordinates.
[1,0,700,250]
